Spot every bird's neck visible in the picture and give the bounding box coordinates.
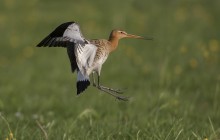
[108,37,119,52]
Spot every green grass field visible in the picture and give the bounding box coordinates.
[1,0,220,139]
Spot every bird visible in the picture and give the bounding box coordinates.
[36,21,152,101]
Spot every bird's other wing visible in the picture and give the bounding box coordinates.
[36,22,85,47]
[74,42,97,76]
[67,46,77,73]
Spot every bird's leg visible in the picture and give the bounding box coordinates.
[97,86,129,101]
[94,75,129,101]
[92,71,96,87]
[97,75,124,94]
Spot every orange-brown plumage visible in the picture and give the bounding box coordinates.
[91,29,149,53]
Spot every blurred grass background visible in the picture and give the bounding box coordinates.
[0,0,220,139]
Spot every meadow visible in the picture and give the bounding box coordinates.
[0,0,220,139]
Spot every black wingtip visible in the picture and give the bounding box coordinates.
[36,35,51,47]
[49,21,75,38]
[36,21,76,47]
[77,80,90,95]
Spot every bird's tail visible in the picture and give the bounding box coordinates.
[76,70,90,95]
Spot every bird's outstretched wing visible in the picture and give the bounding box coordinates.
[36,21,97,95]
[36,22,85,47]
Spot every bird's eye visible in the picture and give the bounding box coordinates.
[120,31,124,34]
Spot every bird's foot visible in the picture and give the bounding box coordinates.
[98,85,125,94]
[94,84,129,101]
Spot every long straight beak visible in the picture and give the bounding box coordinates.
[126,34,153,40]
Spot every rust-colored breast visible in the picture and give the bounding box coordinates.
[90,39,111,64]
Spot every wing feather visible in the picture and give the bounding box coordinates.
[36,22,85,48]
[67,46,77,72]
[37,22,96,94]
[74,43,97,76]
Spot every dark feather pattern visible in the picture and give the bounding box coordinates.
[67,47,77,73]
[36,21,75,47]
[77,80,90,95]
[50,22,75,37]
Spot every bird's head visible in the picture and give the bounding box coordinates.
[109,30,153,40]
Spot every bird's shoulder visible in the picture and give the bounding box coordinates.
[90,39,111,48]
